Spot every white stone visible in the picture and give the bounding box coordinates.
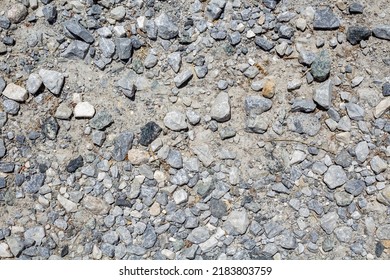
[210,91,231,122]
[74,102,95,118]
[2,83,28,102]
[290,150,306,165]
[57,194,78,212]
[163,111,188,131]
[296,18,307,31]
[374,97,390,118]
[173,189,188,204]
[0,243,12,258]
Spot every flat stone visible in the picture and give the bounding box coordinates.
[344,179,365,196]
[311,50,331,82]
[24,226,45,245]
[164,111,187,131]
[92,131,105,146]
[5,236,24,257]
[291,99,316,113]
[324,165,347,189]
[112,132,134,161]
[244,96,272,116]
[74,102,95,118]
[62,40,89,59]
[0,162,14,173]
[370,156,387,174]
[127,149,149,165]
[313,7,340,30]
[334,226,353,243]
[110,6,126,21]
[345,103,365,120]
[187,227,210,244]
[347,26,371,45]
[26,73,43,95]
[82,195,110,215]
[89,111,113,130]
[219,126,236,140]
[349,3,364,14]
[255,36,275,51]
[211,91,231,122]
[320,212,339,234]
[99,37,115,58]
[174,70,193,88]
[39,69,64,96]
[264,221,284,238]
[313,80,333,110]
[2,83,28,102]
[155,13,179,40]
[210,198,227,218]
[372,25,390,41]
[24,173,46,194]
[224,210,250,235]
[7,4,28,24]
[57,194,78,213]
[374,98,390,118]
[64,19,95,44]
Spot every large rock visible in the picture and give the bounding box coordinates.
[1,83,28,102]
[347,26,371,45]
[210,92,231,122]
[155,13,178,40]
[372,25,390,41]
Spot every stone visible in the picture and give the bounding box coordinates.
[383,82,390,97]
[224,210,250,235]
[5,236,24,257]
[298,50,316,66]
[155,13,179,40]
[117,76,136,99]
[2,83,28,102]
[347,26,371,45]
[82,195,110,215]
[194,65,208,78]
[42,117,59,140]
[0,139,6,158]
[372,25,390,41]
[112,132,134,161]
[219,126,236,140]
[0,77,5,93]
[115,38,132,60]
[324,165,347,189]
[24,226,45,245]
[262,79,275,99]
[170,169,189,186]
[264,221,284,238]
[320,212,339,234]
[39,69,64,96]
[164,111,187,131]
[3,100,20,115]
[62,40,90,60]
[66,155,83,173]
[139,122,161,146]
[210,92,231,122]
[166,149,183,169]
[355,141,369,162]
[174,70,193,88]
[64,20,95,44]
[42,4,57,24]
[255,36,275,51]
[0,16,11,29]
[144,53,158,69]
[349,3,364,14]
[92,131,105,146]
[99,38,115,58]
[26,73,43,95]
[376,225,390,240]
[345,179,365,196]
[24,173,45,194]
[279,25,295,39]
[7,4,28,24]
[244,96,272,116]
[167,52,182,73]
[280,232,297,249]
[263,0,280,10]
[228,31,241,46]
[210,198,227,218]
[192,144,214,167]
[290,150,306,165]
[334,191,354,206]
[243,66,260,79]
[374,98,390,118]
[0,243,12,258]
[370,156,387,174]
[334,226,353,243]
[345,103,365,120]
[142,224,157,249]
[287,113,321,136]
[205,0,227,20]
[74,102,95,118]
[187,227,210,244]
[173,189,188,204]
[313,80,332,110]
[127,149,149,165]
[311,50,331,82]
[313,7,340,30]
[57,194,78,213]
[291,99,316,113]
[110,6,126,21]
[0,163,15,173]
[296,18,307,31]
[89,111,113,130]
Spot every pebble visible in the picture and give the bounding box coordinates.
[374,98,390,118]
[291,99,316,113]
[62,40,90,60]
[206,0,227,20]
[39,69,65,96]
[110,6,126,21]
[127,149,149,165]
[42,4,57,24]
[313,80,333,110]
[3,100,20,115]
[74,102,95,118]
[7,4,28,24]
[313,7,340,30]
[57,194,78,212]
[211,92,231,122]
[64,19,95,44]
[66,155,84,173]
[42,117,59,140]
[244,96,272,116]
[334,226,353,243]
[255,36,275,51]
[344,179,366,196]
[155,13,179,40]
[345,103,365,120]
[224,210,250,235]
[26,73,43,95]
[174,70,193,88]
[349,3,364,14]
[173,189,188,204]
[320,212,339,234]
[167,52,181,73]
[324,165,347,189]
[287,113,321,136]
[311,50,331,82]
[372,25,390,41]
[0,243,12,258]
[370,156,387,174]
[115,38,132,61]
[24,173,46,194]
[139,122,162,146]
[347,26,371,45]
[164,111,188,131]
[89,111,113,130]
[2,83,28,102]
[112,132,134,161]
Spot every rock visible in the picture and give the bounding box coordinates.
[166,149,183,169]
[192,144,214,167]
[280,232,297,250]
[210,198,227,218]
[334,191,354,206]
[349,3,364,14]
[174,70,193,88]
[244,96,272,116]
[228,31,241,46]
[347,26,371,45]
[82,195,110,215]
[115,38,132,60]
[374,98,390,118]
[139,122,161,146]
[3,99,20,115]
[155,13,179,40]
[64,19,95,44]
[344,179,365,196]
[298,50,316,66]
[194,65,208,78]
[7,3,28,24]
[376,225,390,240]
[355,141,369,163]
[263,0,280,10]
[264,221,284,238]
[89,111,113,130]
[313,7,340,30]
[42,117,59,140]
[291,99,316,113]
[219,126,236,140]
[2,83,28,102]
[62,40,90,60]
[127,149,149,165]
[26,73,43,95]
[313,80,332,110]
[0,16,11,29]
[187,227,210,244]
[0,139,6,158]
[164,111,187,131]
[279,25,295,39]
[287,113,321,136]
[0,163,15,173]
[290,150,306,165]
[0,77,6,93]
[205,0,227,20]
[324,165,347,189]
[66,155,83,173]
[57,194,78,212]
[320,212,339,234]
[383,82,390,97]
[24,173,46,194]
[210,92,231,122]
[74,102,95,118]
[345,103,365,120]
[24,226,45,245]
[99,38,115,58]
[167,52,182,73]
[370,156,387,174]
[42,4,57,24]
[117,76,136,99]
[39,69,64,96]
[142,223,157,249]
[262,79,276,99]
[334,226,353,243]
[311,50,331,82]
[173,189,188,204]
[372,25,390,41]
[255,36,275,51]
[296,18,307,31]
[110,6,126,21]
[144,53,158,69]
[112,132,134,161]
[5,236,24,257]
[224,210,250,235]
[92,131,105,146]
[0,243,12,258]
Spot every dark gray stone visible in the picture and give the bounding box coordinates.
[139,122,161,146]
[263,0,280,10]
[112,132,134,161]
[42,117,59,140]
[210,198,227,218]
[255,36,275,51]
[383,82,390,97]
[42,4,57,24]
[142,223,157,249]
[373,25,390,41]
[313,7,340,30]
[66,155,83,173]
[62,40,89,59]
[115,38,132,60]
[0,16,11,29]
[89,111,113,130]
[349,3,364,14]
[166,149,183,169]
[3,99,20,115]
[25,173,46,194]
[64,20,95,44]
[311,50,331,82]
[347,26,371,45]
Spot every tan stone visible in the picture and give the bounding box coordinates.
[127,149,149,165]
[262,78,275,99]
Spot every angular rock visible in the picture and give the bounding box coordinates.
[324,165,347,189]
[57,194,78,212]
[172,189,188,204]
[142,224,157,249]
[99,38,115,58]
[345,103,365,120]
[112,132,134,161]
[139,122,162,146]
[187,227,210,244]
[67,156,83,173]
[5,236,24,257]
[263,0,280,10]
[2,83,28,102]
[291,99,316,113]
[167,52,181,73]
[89,111,113,130]
[0,139,6,158]
[374,98,390,118]
[255,36,275,51]
[349,3,364,14]
[376,225,390,240]
[383,82,390,97]
[42,117,59,140]
[313,80,333,110]
[287,113,321,136]
[0,16,11,29]
[3,100,20,115]
[74,102,95,118]
[210,92,231,122]
[39,69,64,96]
[355,141,369,163]
[42,4,57,24]
[24,226,45,245]
[26,74,43,95]
[110,6,126,21]
[144,53,158,69]
[313,7,340,30]
[155,13,179,40]
[174,70,193,88]
[370,156,387,174]
[320,212,339,234]
[166,149,183,169]
[244,96,272,116]
[192,144,214,167]
[205,0,227,20]
[334,226,353,243]
[347,26,371,45]
[64,20,95,44]
[311,50,331,82]
[82,195,110,215]
[210,198,227,218]
[345,179,365,196]
[164,111,187,131]
[224,210,250,235]
[115,38,132,60]
[372,25,390,41]
[117,76,136,99]
[24,173,46,194]
[7,4,27,24]
[62,40,89,59]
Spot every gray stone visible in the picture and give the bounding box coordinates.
[355,141,369,163]
[263,0,280,10]
[139,122,162,146]
[5,236,24,257]
[224,210,250,235]
[39,69,64,96]
[166,149,183,169]
[62,40,89,59]
[195,65,208,78]
[164,111,187,131]
[142,224,157,249]
[372,25,390,41]
[0,139,6,158]
[24,173,46,194]
[334,191,354,206]
[99,38,115,58]
[92,131,105,146]
[320,212,339,234]
[42,4,57,24]
[24,226,45,245]
[173,189,188,204]
[82,195,110,215]
[255,36,275,51]
[280,232,297,249]
[26,73,43,95]
[170,169,189,186]
[383,82,390,97]
[115,38,132,60]
[7,4,27,24]
[101,243,115,257]
[311,50,331,82]
[42,117,59,140]
[210,198,227,218]
[64,20,95,44]
[0,77,5,93]
[144,53,158,69]
[264,221,284,238]
[345,179,365,196]
[89,111,113,130]
[278,25,294,39]
[117,76,136,99]
[211,91,231,122]
[0,16,11,29]
[243,66,260,79]
[110,6,126,21]
[187,227,210,244]
[112,132,134,161]
[298,50,316,66]
[349,3,364,14]
[370,156,387,174]
[192,144,214,167]
[313,7,340,30]
[74,102,95,118]
[324,165,347,189]
[347,26,371,45]
[0,162,14,173]
[186,110,201,125]
[313,80,332,110]
[2,83,28,102]
[244,96,272,116]
[205,0,227,20]
[334,226,353,243]
[3,99,20,115]
[286,113,321,136]
[219,126,236,140]
[155,13,179,40]
[337,116,351,132]
[55,103,72,120]
[345,103,365,120]
[0,112,7,129]
[228,31,241,45]
[102,231,119,245]
[376,224,390,240]
[174,70,193,88]
[167,52,181,73]
[291,99,316,113]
